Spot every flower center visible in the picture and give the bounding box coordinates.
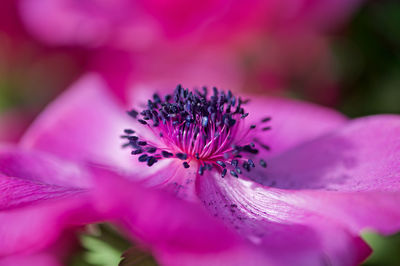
[122,85,271,178]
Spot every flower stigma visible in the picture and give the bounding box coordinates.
[122,85,271,178]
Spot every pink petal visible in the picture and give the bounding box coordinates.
[0,146,96,256]
[20,74,138,174]
[0,175,83,210]
[197,173,371,265]
[245,96,347,157]
[0,145,91,188]
[0,253,62,266]
[242,114,400,235]
[261,115,400,191]
[19,75,197,191]
[92,174,325,265]
[138,160,198,201]
[292,190,400,235]
[0,191,95,256]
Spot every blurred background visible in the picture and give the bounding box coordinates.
[0,0,399,265]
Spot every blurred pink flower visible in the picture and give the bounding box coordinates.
[17,0,266,48]
[19,74,400,265]
[18,0,362,49]
[0,0,89,115]
[16,0,365,105]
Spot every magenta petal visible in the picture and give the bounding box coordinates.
[20,74,139,173]
[0,175,83,210]
[139,160,198,200]
[20,75,189,186]
[0,146,97,256]
[0,145,91,188]
[92,174,239,251]
[238,115,400,236]
[197,173,371,265]
[91,175,326,266]
[290,190,400,235]
[262,115,400,191]
[0,191,94,256]
[0,254,61,266]
[245,96,347,157]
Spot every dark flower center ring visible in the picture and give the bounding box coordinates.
[121,85,271,178]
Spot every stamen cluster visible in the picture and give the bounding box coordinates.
[121,85,271,178]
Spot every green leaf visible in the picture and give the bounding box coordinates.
[362,231,400,266]
[69,224,131,266]
[80,234,125,266]
[119,247,158,266]
[69,224,158,266]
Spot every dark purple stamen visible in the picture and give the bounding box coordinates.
[122,85,271,177]
[127,110,138,118]
[176,153,188,160]
[124,129,135,134]
[128,136,139,141]
[198,166,205,176]
[253,139,270,151]
[236,167,242,174]
[230,170,238,178]
[248,159,255,168]
[162,151,173,158]
[243,162,250,171]
[138,154,148,162]
[216,161,226,168]
[221,169,227,178]
[261,117,271,123]
[147,156,157,166]
[147,147,157,153]
[131,149,143,155]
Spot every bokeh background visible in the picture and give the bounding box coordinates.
[0,0,399,265]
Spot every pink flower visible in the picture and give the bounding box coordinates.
[17,0,366,105]
[18,0,363,49]
[18,74,400,264]
[0,0,90,112]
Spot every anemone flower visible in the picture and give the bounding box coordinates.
[20,74,400,265]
